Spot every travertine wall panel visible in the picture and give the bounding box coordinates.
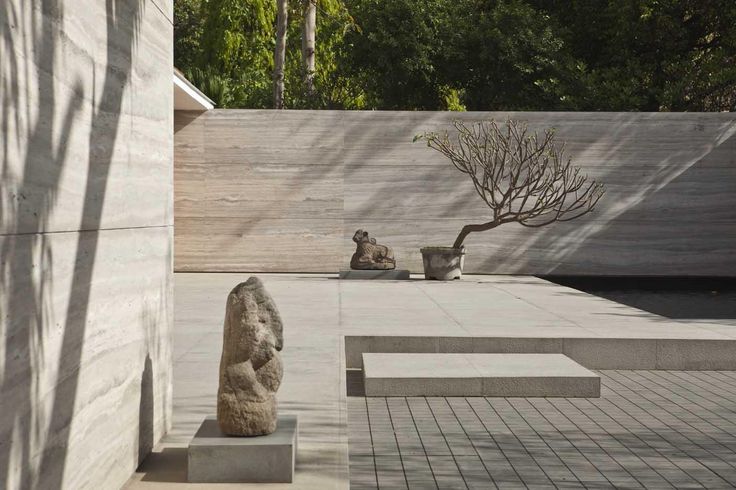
[174,111,205,165]
[339,219,736,276]
[1,1,173,489]
[0,228,171,489]
[1,3,173,235]
[175,217,342,272]
[344,165,736,222]
[204,163,344,219]
[174,110,735,275]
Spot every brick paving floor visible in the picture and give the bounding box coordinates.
[348,371,736,489]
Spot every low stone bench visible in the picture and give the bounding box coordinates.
[362,353,600,397]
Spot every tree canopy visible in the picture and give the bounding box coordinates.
[175,0,736,111]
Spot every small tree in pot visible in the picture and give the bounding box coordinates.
[414,119,605,280]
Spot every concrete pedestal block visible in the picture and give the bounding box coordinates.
[188,415,298,483]
[339,269,411,280]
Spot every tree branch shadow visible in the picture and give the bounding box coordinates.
[0,0,147,488]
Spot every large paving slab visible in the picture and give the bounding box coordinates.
[363,353,600,397]
[126,273,736,489]
[343,276,736,370]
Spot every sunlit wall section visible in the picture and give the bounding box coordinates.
[174,110,735,276]
[0,1,173,488]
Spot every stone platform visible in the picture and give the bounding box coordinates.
[346,335,736,370]
[188,415,298,483]
[339,269,411,280]
[363,353,600,397]
[126,274,736,490]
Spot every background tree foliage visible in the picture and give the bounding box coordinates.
[174,0,736,111]
[539,0,736,111]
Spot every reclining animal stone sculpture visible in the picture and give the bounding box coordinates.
[350,229,396,270]
[217,277,283,436]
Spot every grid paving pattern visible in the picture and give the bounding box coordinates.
[348,371,736,489]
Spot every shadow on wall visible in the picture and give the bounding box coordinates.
[333,111,736,275]
[0,0,146,488]
[173,110,735,274]
[173,109,472,271]
[173,109,355,271]
[139,294,172,467]
[334,112,736,274]
[138,355,154,466]
[475,115,736,275]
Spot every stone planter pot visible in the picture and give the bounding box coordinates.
[420,247,466,281]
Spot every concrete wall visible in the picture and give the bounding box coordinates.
[174,110,736,276]
[1,1,172,489]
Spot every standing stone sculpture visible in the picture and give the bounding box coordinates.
[217,277,284,436]
[350,229,396,270]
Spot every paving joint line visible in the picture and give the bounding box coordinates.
[464,398,529,489]
[600,371,733,487]
[416,397,471,489]
[656,371,736,415]
[482,397,559,488]
[442,397,498,488]
[569,386,700,488]
[536,396,655,489]
[612,371,736,471]
[402,397,441,489]
[510,397,619,488]
[383,397,411,489]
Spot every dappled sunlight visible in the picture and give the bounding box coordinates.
[348,371,736,488]
[174,110,736,276]
[0,1,169,489]
[477,114,736,274]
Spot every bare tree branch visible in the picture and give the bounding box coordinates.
[415,119,605,248]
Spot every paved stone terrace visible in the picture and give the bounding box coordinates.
[349,371,736,489]
[126,274,736,489]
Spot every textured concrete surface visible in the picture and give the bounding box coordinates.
[0,1,173,489]
[363,353,600,397]
[174,110,736,275]
[125,273,736,489]
[188,416,297,483]
[349,371,736,489]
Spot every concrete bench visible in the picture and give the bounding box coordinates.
[362,353,600,397]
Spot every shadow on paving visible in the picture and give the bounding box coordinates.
[545,276,736,320]
[139,448,188,483]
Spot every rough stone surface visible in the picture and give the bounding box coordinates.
[350,229,396,270]
[217,277,284,436]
